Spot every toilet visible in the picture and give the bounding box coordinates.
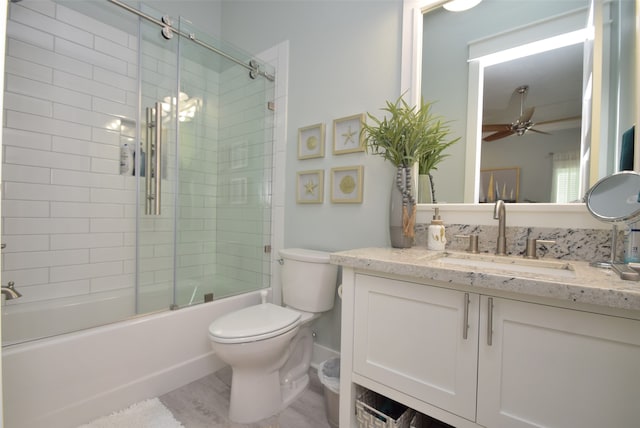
[208,248,339,423]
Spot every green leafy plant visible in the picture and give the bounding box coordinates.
[362,94,458,217]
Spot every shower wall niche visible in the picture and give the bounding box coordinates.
[1,0,275,345]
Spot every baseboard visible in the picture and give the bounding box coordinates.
[311,342,340,369]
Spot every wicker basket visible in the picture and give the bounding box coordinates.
[356,389,415,428]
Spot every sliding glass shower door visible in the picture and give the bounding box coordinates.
[135,4,179,313]
[136,8,276,313]
[1,0,275,345]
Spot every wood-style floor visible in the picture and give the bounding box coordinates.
[159,366,332,428]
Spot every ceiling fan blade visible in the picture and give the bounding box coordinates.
[528,128,551,135]
[535,116,582,126]
[518,107,535,123]
[482,124,511,132]
[483,130,514,142]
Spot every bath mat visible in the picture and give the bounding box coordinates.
[78,397,184,428]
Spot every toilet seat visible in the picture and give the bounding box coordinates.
[209,303,301,344]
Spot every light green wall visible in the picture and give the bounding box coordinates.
[220,0,404,351]
[221,0,403,252]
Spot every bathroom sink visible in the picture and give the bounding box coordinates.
[435,252,576,278]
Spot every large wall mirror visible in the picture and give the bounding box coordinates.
[402,0,638,205]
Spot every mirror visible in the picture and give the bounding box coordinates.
[585,171,640,222]
[405,0,637,204]
[585,170,640,277]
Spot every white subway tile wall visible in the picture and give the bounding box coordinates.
[2,0,274,341]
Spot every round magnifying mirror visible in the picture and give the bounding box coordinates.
[585,171,640,222]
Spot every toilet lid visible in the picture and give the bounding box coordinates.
[209,303,301,344]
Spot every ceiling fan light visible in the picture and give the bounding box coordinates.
[443,0,482,12]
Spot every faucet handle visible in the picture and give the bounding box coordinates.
[455,234,479,254]
[524,238,555,259]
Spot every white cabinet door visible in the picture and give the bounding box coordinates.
[478,296,640,428]
[353,274,479,420]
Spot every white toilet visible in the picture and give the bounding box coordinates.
[208,248,339,423]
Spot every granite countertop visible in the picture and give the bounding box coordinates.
[330,247,640,312]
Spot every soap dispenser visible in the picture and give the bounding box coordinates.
[427,207,446,251]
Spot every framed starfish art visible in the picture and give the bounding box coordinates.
[333,114,365,155]
[296,169,324,204]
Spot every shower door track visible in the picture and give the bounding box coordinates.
[106,0,275,81]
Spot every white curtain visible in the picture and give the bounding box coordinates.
[551,151,580,203]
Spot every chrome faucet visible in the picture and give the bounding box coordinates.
[493,200,507,255]
[1,281,22,300]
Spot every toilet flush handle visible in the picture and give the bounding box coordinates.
[260,289,268,304]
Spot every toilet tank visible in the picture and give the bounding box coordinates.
[279,248,338,313]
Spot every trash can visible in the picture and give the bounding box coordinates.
[318,357,340,428]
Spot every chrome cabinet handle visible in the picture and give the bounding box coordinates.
[463,292,470,340]
[487,297,494,346]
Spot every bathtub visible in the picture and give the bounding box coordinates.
[1,289,264,428]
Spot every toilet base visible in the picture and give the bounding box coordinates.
[227,369,310,423]
[224,327,314,423]
[282,372,309,409]
[228,368,283,423]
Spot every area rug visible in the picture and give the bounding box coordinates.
[78,398,184,428]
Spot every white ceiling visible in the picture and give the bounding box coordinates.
[482,42,584,130]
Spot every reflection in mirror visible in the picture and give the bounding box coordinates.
[418,0,636,204]
[480,45,583,203]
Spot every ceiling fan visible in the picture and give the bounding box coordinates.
[482,85,573,142]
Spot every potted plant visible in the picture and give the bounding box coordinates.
[362,94,458,248]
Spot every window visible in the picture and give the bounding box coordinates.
[551,151,580,203]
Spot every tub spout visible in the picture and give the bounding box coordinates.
[2,281,22,300]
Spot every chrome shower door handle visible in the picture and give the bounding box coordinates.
[154,101,162,215]
[144,103,162,215]
[145,106,154,215]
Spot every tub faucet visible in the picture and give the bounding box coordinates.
[493,200,507,255]
[2,281,22,300]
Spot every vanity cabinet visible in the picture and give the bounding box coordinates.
[346,272,640,428]
[477,295,640,428]
[353,274,479,420]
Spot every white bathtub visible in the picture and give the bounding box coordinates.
[1,289,264,428]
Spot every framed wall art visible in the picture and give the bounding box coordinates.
[296,169,324,204]
[298,123,325,159]
[330,165,363,203]
[480,167,520,203]
[333,113,365,155]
